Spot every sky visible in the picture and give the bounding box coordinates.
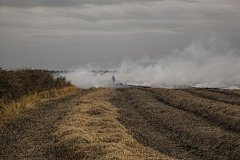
[1,0,240,70]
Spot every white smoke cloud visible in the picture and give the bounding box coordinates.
[63,37,240,89]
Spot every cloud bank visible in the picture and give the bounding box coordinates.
[1,0,240,71]
[0,0,164,8]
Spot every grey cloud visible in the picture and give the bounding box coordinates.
[177,0,200,3]
[0,0,164,8]
[1,0,240,71]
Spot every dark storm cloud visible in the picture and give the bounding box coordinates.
[0,0,164,8]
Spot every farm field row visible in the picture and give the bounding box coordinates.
[1,87,240,159]
[111,88,240,159]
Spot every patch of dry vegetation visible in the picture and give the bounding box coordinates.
[207,88,240,97]
[150,88,240,133]
[53,88,175,160]
[1,86,76,119]
[118,88,240,159]
[0,67,76,119]
[182,89,240,105]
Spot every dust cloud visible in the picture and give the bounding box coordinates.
[63,37,240,89]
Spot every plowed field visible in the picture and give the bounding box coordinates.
[1,87,240,159]
[112,88,240,159]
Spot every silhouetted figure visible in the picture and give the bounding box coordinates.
[112,75,115,85]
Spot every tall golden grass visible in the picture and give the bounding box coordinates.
[53,88,176,160]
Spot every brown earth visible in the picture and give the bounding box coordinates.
[1,87,240,159]
[0,89,92,160]
[110,88,240,160]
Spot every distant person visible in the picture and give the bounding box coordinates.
[112,75,115,85]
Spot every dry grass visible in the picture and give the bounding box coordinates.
[0,86,77,119]
[182,88,240,105]
[115,88,240,159]
[207,88,240,97]
[53,88,176,160]
[0,67,76,119]
[0,67,71,103]
[150,88,240,133]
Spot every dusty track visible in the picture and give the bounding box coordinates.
[0,89,92,160]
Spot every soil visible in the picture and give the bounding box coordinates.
[110,88,240,160]
[1,87,239,159]
[0,89,92,160]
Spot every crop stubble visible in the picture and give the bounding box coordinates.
[182,88,240,106]
[111,88,240,160]
[1,87,240,159]
[0,89,91,159]
[150,88,240,133]
[53,88,173,160]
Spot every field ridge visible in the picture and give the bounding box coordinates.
[149,88,240,133]
[1,87,240,159]
[182,89,240,106]
[111,88,240,159]
[53,88,175,160]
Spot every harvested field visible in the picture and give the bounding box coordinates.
[207,88,240,97]
[1,87,240,159]
[111,88,240,160]
[182,88,240,105]
[0,89,92,159]
[150,88,240,133]
[53,88,174,160]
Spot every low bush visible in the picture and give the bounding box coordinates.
[0,67,76,119]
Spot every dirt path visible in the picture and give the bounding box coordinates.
[0,89,91,160]
[110,88,240,160]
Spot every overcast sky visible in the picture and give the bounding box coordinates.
[1,0,240,70]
